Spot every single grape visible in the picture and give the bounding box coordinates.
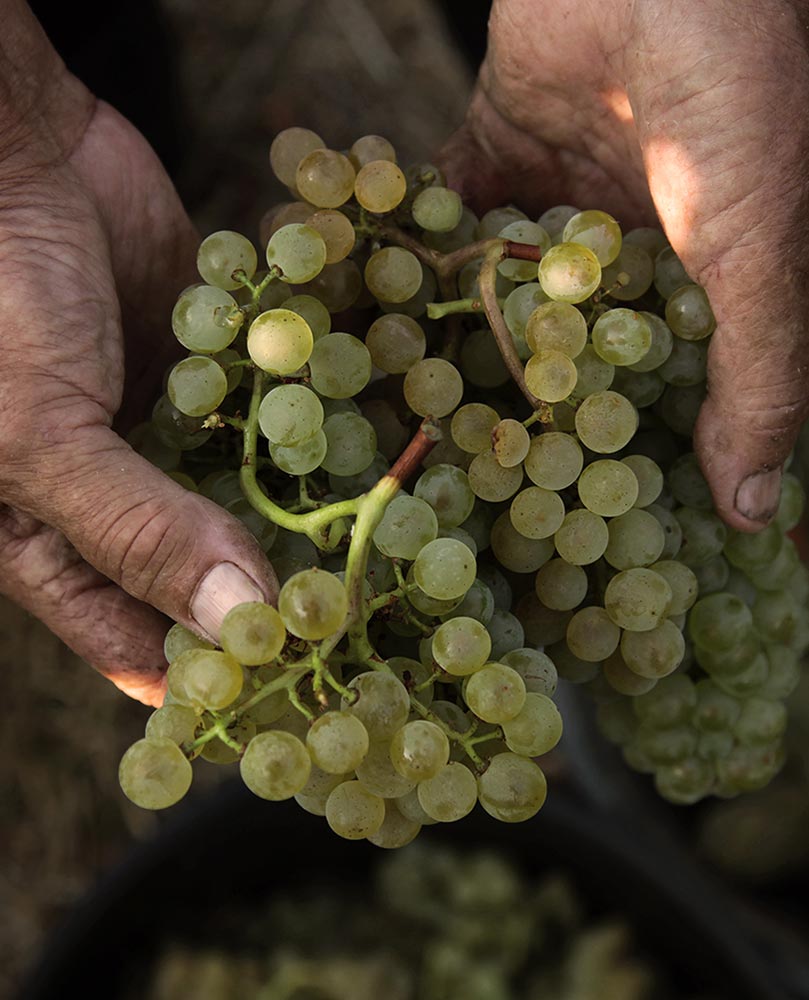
[219,602,286,665]
[325,780,386,839]
[295,148,356,208]
[374,495,438,560]
[306,711,370,774]
[247,308,313,374]
[278,569,348,640]
[365,313,426,373]
[432,617,492,676]
[167,649,243,710]
[343,671,410,741]
[197,230,257,289]
[119,738,192,809]
[465,663,526,723]
[172,285,240,353]
[538,242,602,302]
[562,209,622,265]
[269,126,324,186]
[354,160,407,213]
[477,753,547,822]
[501,693,563,756]
[240,730,312,801]
[365,246,423,303]
[413,538,476,600]
[403,358,464,417]
[412,186,464,232]
[258,383,324,445]
[389,721,450,781]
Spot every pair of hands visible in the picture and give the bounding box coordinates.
[2,0,807,705]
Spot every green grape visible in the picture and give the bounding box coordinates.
[566,606,620,662]
[412,185,464,232]
[294,766,348,818]
[623,667,686,725]
[460,327,511,387]
[712,654,772,699]
[321,412,377,476]
[689,592,753,652]
[367,800,422,848]
[305,210,356,265]
[665,453,710,511]
[465,663,526,723]
[380,265,437,318]
[354,159,407,213]
[389,721,449,781]
[503,282,549,340]
[172,285,240,353]
[610,367,665,409]
[239,730,311,800]
[635,723,697,764]
[534,559,588,611]
[501,648,558,696]
[554,509,609,565]
[775,472,804,531]
[475,205,528,238]
[258,384,324,445]
[658,337,708,386]
[538,242,602,302]
[306,711,370,774]
[423,204,478,252]
[600,243,654,300]
[715,742,785,793]
[278,569,348,640]
[591,309,652,366]
[163,623,213,664]
[665,283,716,340]
[325,780,386,839]
[265,223,327,284]
[247,308,313,374]
[167,649,243,710]
[604,568,673,631]
[416,762,478,822]
[413,538,476,600]
[509,486,565,539]
[145,705,199,745]
[393,787,436,826]
[403,358,464,417]
[649,560,698,615]
[492,419,530,468]
[297,258,363,312]
[692,555,730,595]
[694,631,763,679]
[570,344,615,399]
[284,293,332,340]
[723,522,781,570]
[524,432,583,489]
[406,569,464,617]
[577,459,639,516]
[749,538,800,592]
[308,332,372,399]
[655,757,714,804]
[624,226,668,257]
[261,201,313,242]
[629,312,674,372]
[365,313,426,373]
[269,126,324,186]
[374,495,438,560]
[349,133,397,167]
[197,230,257,289]
[675,507,727,566]
[355,740,415,797]
[654,246,691,299]
[603,651,658,696]
[498,220,552,280]
[758,646,801,699]
[468,450,523,502]
[538,204,580,238]
[524,349,578,402]
[562,209,622,265]
[502,693,563,756]
[477,753,547,822]
[219,602,286,666]
[431,617,492,676]
[414,464,475,528]
[752,590,799,644]
[524,300,587,358]
[697,730,734,762]
[604,509,666,569]
[119,737,192,809]
[449,404,499,454]
[295,148,356,208]
[343,672,410,740]
[490,511,554,572]
[620,620,685,678]
[574,391,637,453]
[269,429,328,475]
[659,383,706,437]
[365,246,423,302]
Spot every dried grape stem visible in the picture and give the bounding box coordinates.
[478,243,544,412]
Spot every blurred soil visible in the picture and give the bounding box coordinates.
[1,1,473,994]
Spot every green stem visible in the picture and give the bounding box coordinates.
[345,420,442,662]
[408,696,484,767]
[427,296,505,320]
[240,369,359,548]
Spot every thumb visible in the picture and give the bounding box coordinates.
[22,424,278,641]
[628,12,809,530]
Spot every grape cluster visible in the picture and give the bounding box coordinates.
[119,125,807,840]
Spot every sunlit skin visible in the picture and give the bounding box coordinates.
[440,0,809,532]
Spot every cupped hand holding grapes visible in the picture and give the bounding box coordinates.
[440,0,809,531]
[0,5,277,706]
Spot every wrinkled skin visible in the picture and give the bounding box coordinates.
[441,0,809,530]
[0,39,276,705]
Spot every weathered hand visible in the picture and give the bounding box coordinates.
[440,0,809,530]
[0,16,276,705]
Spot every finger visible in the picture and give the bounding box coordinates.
[0,506,168,706]
[8,425,279,646]
[628,4,809,529]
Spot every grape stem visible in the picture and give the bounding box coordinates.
[239,368,359,548]
[345,419,441,663]
[426,296,505,320]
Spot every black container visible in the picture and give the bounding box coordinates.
[17,779,792,1000]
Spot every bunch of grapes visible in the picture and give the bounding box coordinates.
[118,126,808,845]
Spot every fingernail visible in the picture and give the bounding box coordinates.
[735,469,782,524]
[191,562,265,638]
